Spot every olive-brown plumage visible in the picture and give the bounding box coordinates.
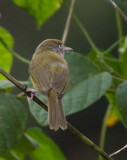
[29,39,72,131]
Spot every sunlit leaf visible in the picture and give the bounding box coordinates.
[11,0,63,28]
[0,133,39,160]
[0,27,14,80]
[7,133,39,160]
[26,128,66,160]
[0,152,20,160]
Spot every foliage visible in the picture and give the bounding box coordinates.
[0,27,13,80]
[11,0,63,28]
[0,93,26,156]
[0,0,127,159]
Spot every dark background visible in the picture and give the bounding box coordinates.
[0,0,127,159]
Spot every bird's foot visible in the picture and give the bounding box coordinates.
[26,88,37,101]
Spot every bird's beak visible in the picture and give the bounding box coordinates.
[64,46,73,51]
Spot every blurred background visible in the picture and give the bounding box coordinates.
[0,0,127,159]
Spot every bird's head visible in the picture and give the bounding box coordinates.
[36,39,73,57]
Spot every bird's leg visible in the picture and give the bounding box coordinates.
[26,88,37,101]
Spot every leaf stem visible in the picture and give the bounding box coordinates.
[73,14,101,56]
[115,11,123,41]
[103,36,125,54]
[112,75,125,82]
[0,36,30,65]
[115,10,124,59]
[64,1,101,57]
[99,105,112,160]
[62,0,75,44]
[0,67,114,160]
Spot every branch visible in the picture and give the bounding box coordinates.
[62,0,75,44]
[0,36,30,65]
[109,0,127,23]
[68,124,114,160]
[110,144,127,157]
[0,67,114,160]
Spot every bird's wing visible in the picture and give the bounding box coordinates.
[51,65,69,97]
[49,56,70,97]
[29,54,51,94]
[29,51,70,96]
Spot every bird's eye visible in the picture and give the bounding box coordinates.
[59,45,63,49]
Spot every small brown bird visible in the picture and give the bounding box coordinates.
[29,39,72,131]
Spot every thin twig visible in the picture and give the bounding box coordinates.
[109,0,127,23]
[110,144,127,157]
[0,67,114,160]
[62,0,75,44]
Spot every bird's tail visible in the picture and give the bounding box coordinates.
[48,89,67,131]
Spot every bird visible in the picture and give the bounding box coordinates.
[29,39,73,131]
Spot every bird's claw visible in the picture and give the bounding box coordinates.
[26,88,37,101]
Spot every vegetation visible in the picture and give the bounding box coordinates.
[0,0,127,159]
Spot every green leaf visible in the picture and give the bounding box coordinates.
[0,80,28,92]
[88,50,124,89]
[88,49,120,74]
[0,27,14,80]
[28,81,48,126]
[66,51,99,82]
[11,0,63,28]
[13,134,39,154]
[116,81,127,128]
[63,72,112,115]
[0,132,31,159]
[0,93,27,156]
[0,152,20,160]
[7,133,39,160]
[26,128,66,160]
[103,53,120,73]
[63,52,112,115]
